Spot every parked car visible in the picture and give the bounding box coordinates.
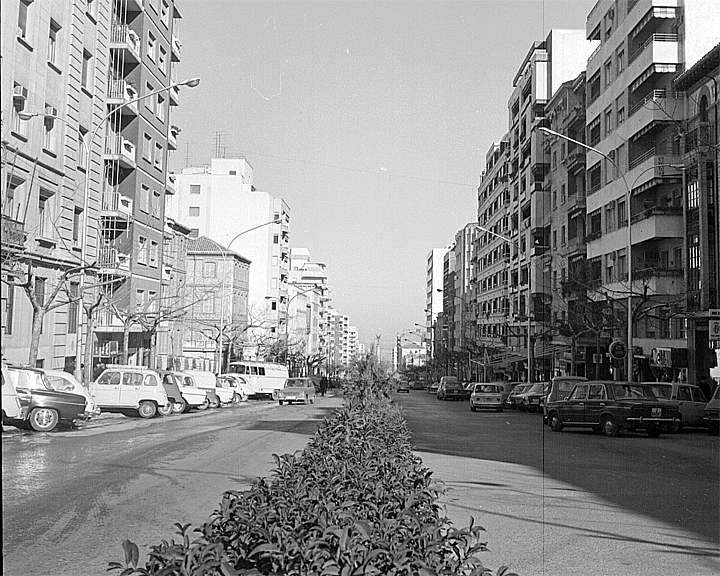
[437,376,470,401]
[218,374,252,403]
[543,376,588,423]
[427,381,440,394]
[43,369,101,419]
[396,379,411,393]
[274,378,317,405]
[492,382,518,405]
[185,370,233,406]
[90,366,170,418]
[155,370,192,414]
[172,371,211,411]
[648,382,708,432]
[704,386,719,435]
[545,381,679,437]
[506,383,533,409]
[5,364,87,431]
[2,364,24,422]
[516,382,548,412]
[469,383,503,412]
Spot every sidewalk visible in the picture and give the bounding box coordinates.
[418,452,720,576]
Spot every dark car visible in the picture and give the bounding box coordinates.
[545,381,679,437]
[543,376,588,423]
[396,379,411,393]
[156,370,188,414]
[5,365,87,432]
[437,377,470,401]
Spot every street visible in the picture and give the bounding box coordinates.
[396,390,720,575]
[1,397,343,576]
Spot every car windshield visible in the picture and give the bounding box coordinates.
[612,385,657,400]
[476,385,499,393]
[285,379,304,388]
[649,385,673,400]
[10,369,53,391]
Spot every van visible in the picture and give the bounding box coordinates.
[227,361,289,398]
[90,366,170,418]
[184,370,233,405]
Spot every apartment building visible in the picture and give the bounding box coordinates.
[582,0,719,381]
[673,42,720,385]
[183,235,250,371]
[326,310,351,368]
[2,0,108,370]
[424,247,448,359]
[169,158,290,343]
[450,224,478,358]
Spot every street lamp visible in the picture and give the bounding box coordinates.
[19,77,200,384]
[539,126,634,381]
[214,217,281,371]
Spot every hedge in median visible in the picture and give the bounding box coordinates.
[110,374,518,576]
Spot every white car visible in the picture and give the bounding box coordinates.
[469,383,504,412]
[90,366,170,418]
[218,374,251,403]
[43,369,101,419]
[185,370,233,405]
[2,364,23,421]
[171,371,211,411]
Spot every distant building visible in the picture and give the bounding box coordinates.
[425,248,448,358]
[169,158,290,345]
[183,236,250,371]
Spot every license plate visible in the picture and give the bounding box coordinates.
[651,408,662,417]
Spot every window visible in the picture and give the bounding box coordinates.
[136,289,146,309]
[273,234,279,244]
[78,127,88,170]
[152,190,161,218]
[149,241,158,267]
[43,110,57,152]
[145,82,155,112]
[588,162,602,193]
[552,151,557,169]
[138,236,148,264]
[148,290,157,311]
[552,187,557,208]
[68,283,79,334]
[12,83,28,137]
[617,49,625,74]
[202,295,215,314]
[4,284,15,335]
[158,46,167,75]
[604,107,613,137]
[17,0,30,39]
[81,50,93,89]
[157,94,165,121]
[604,59,613,87]
[140,184,150,213]
[38,189,54,238]
[203,262,216,277]
[617,249,627,280]
[48,20,60,65]
[139,134,151,162]
[161,0,170,27]
[189,206,200,217]
[617,200,626,228]
[687,180,700,209]
[147,31,156,61]
[190,184,201,194]
[560,183,566,204]
[561,225,566,245]
[588,115,601,145]
[552,230,557,248]
[605,202,616,233]
[73,207,82,245]
[154,142,163,170]
[86,0,98,20]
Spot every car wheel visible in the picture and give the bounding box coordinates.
[279,400,284,405]
[669,418,681,434]
[208,397,220,409]
[138,401,157,419]
[172,399,187,414]
[497,407,504,413]
[29,408,59,432]
[158,403,173,416]
[646,425,662,438]
[549,412,563,432]
[471,404,476,412]
[601,415,619,437]
[232,393,242,405]
[196,398,209,411]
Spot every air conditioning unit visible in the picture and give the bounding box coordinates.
[44,105,57,116]
[13,85,28,101]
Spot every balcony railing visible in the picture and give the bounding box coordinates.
[628,147,656,171]
[629,34,678,65]
[110,25,141,56]
[1,215,26,252]
[628,89,666,117]
[98,246,131,273]
[630,205,683,224]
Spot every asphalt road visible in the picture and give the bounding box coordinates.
[2,396,343,576]
[395,389,720,575]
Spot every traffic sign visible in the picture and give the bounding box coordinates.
[710,319,720,340]
[608,340,627,360]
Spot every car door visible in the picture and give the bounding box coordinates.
[683,387,707,427]
[583,384,608,425]
[564,384,588,423]
[92,370,121,406]
[119,372,143,407]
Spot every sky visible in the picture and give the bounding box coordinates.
[172,0,596,351]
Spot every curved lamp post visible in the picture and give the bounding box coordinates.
[539,126,636,382]
[20,77,200,383]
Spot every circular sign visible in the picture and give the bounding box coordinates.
[608,340,627,360]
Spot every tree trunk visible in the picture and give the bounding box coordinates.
[570,335,577,376]
[83,311,95,386]
[148,329,157,369]
[595,333,601,380]
[28,309,44,367]
[122,319,132,364]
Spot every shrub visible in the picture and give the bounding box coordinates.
[109,375,518,576]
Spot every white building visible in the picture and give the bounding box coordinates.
[425,248,449,357]
[168,158,290,345]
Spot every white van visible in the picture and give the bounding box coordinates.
[184,370,234,405]
[90,366,170,418]
[227,361,289,398]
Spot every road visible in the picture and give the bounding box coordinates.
[396,390,720,576]
[2,396,343,576]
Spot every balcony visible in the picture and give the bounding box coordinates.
[104,135,136,169]
[566,192,586,215]
[630,210,684,245]
[171,35,182,62]
[627,147,682,191]
[169,83,180,106]
[168,125,180,150]
[101,190,133,221]
[1,215,26,253]
[107,79,138,116]
[563,148,586,173]
[628,34,679,93]
[632,266,684,294]
[166,173,177,195]
[110,25,141,64]
[627,90,680,141]
[98,246,131,277]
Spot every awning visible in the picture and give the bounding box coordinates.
[631,64,678,93]
[534,342,571,359]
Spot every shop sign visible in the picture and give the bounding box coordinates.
[650,347,672,368]
[710,319,720,340]
[608,340,627,360]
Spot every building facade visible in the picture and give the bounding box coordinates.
[424,247,448,359]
